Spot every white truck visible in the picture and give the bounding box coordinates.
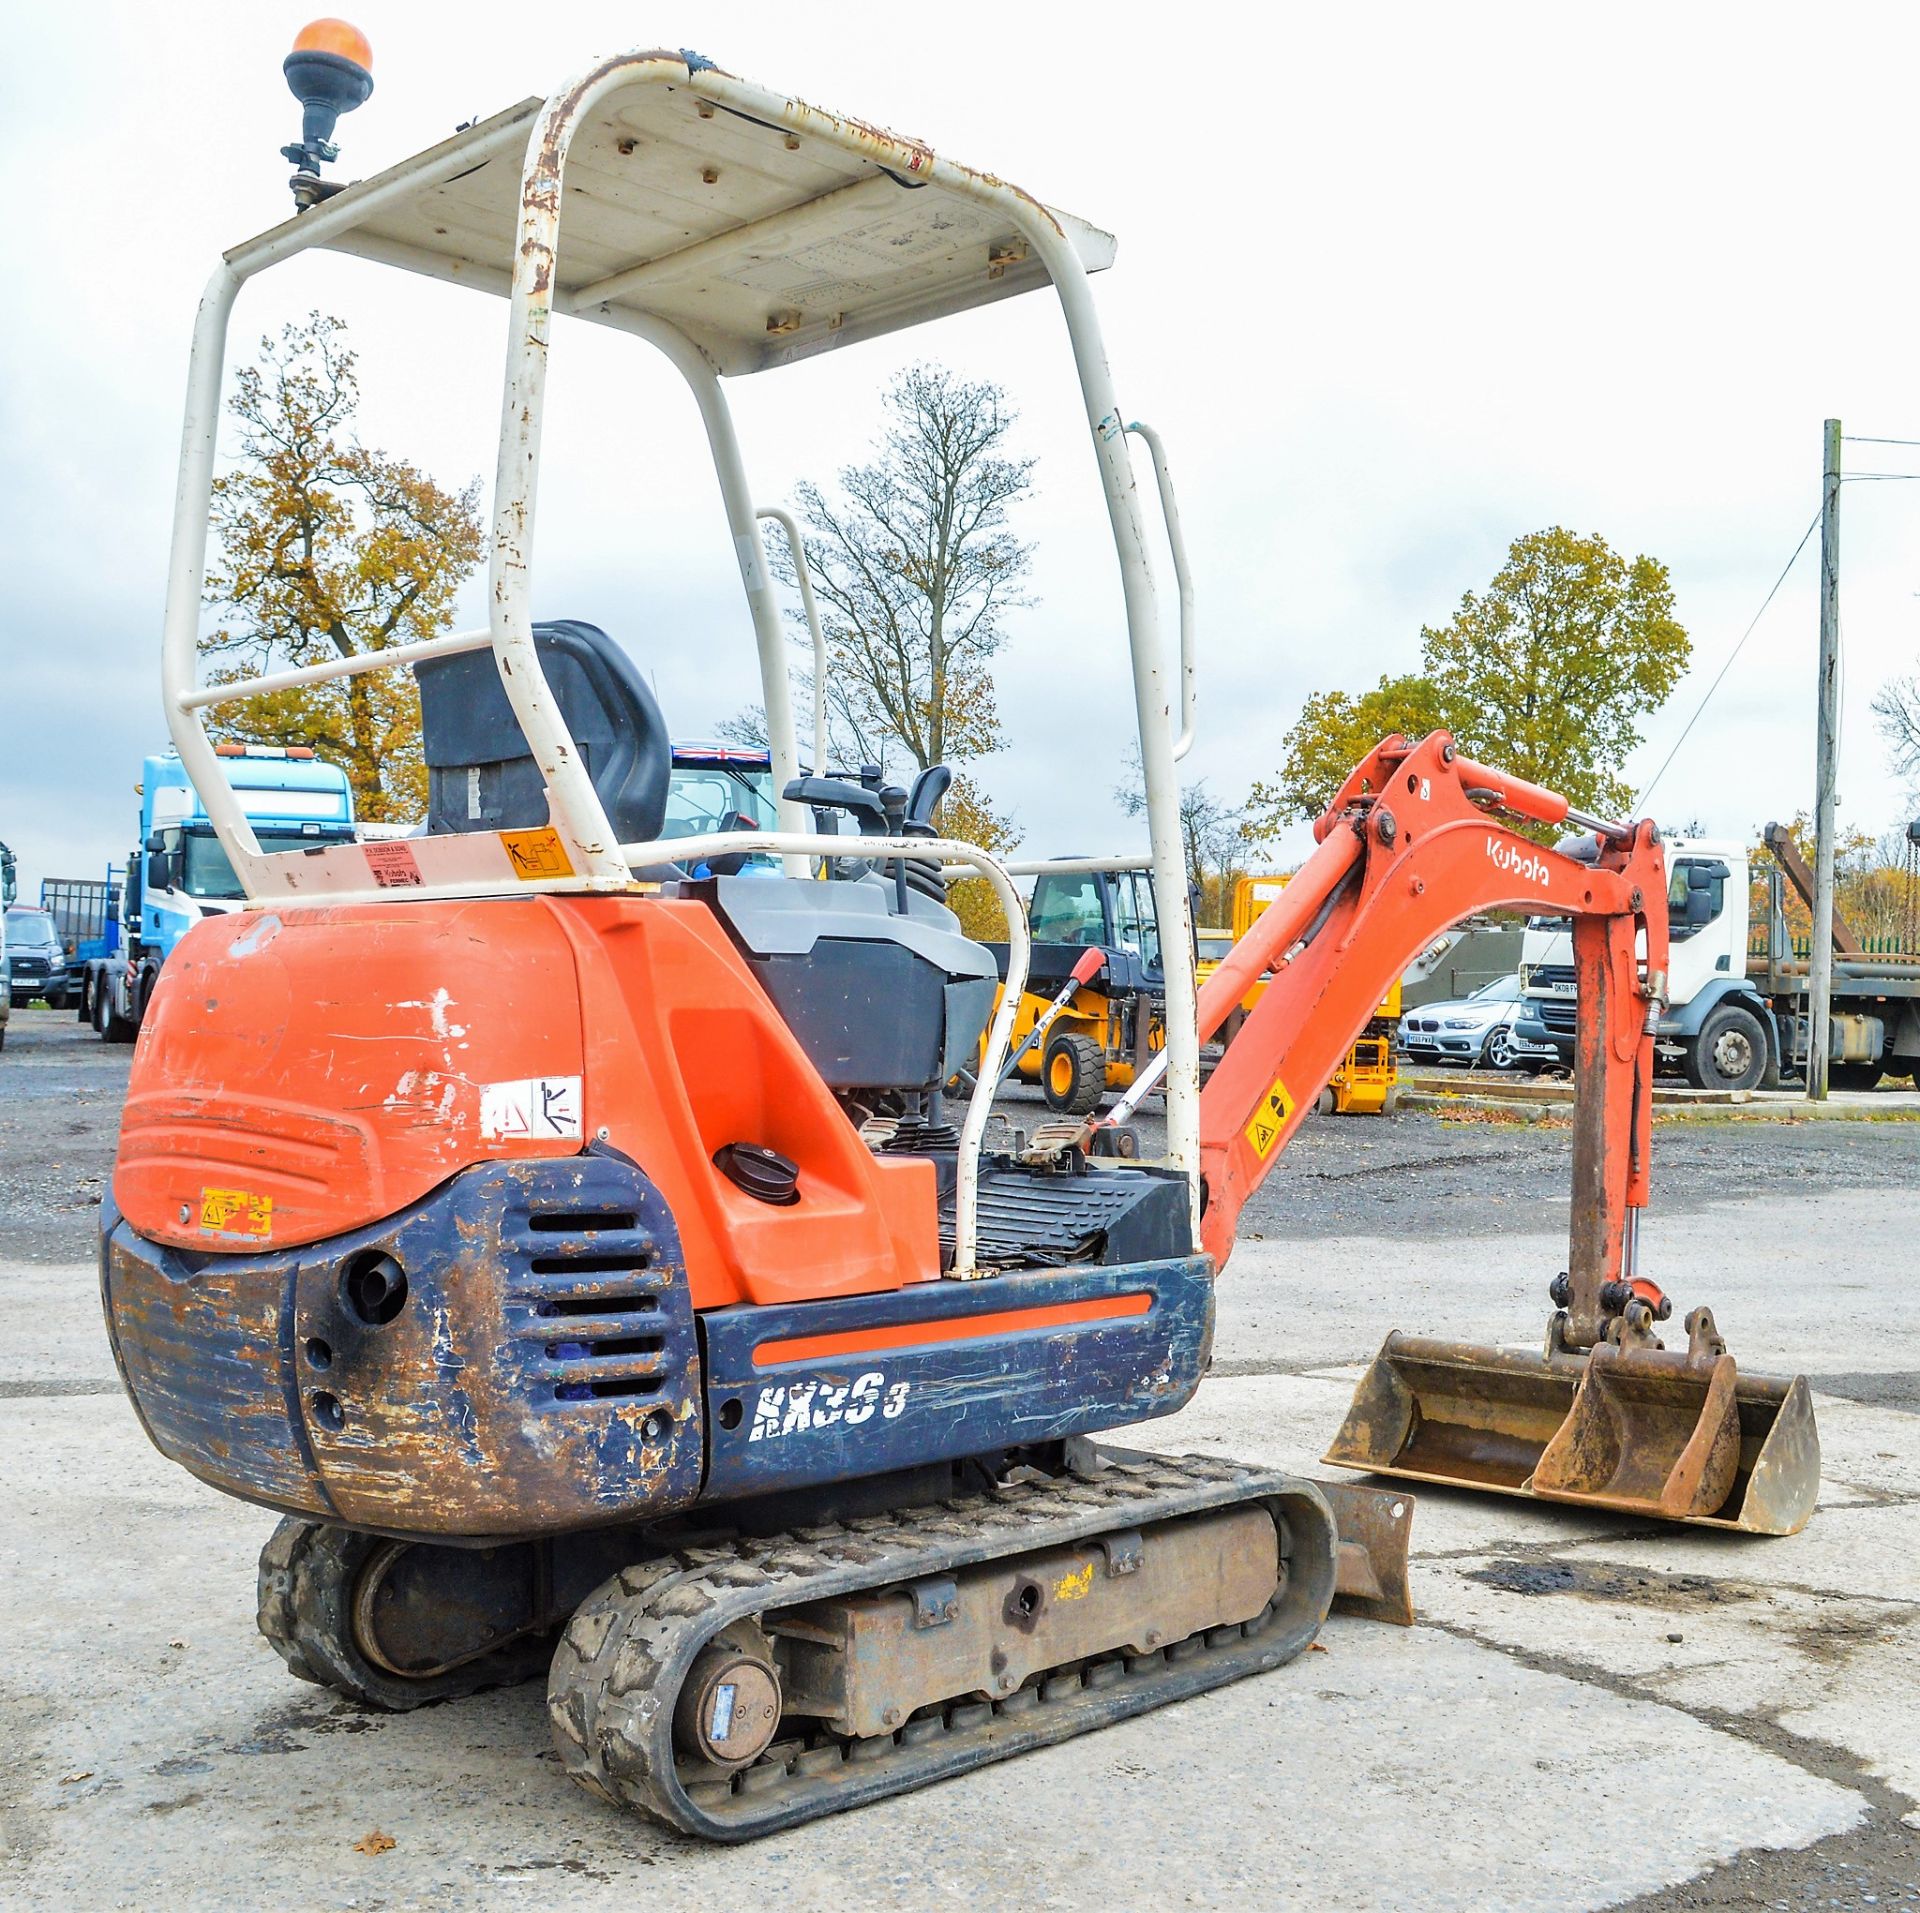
[1516,834,1920,1091]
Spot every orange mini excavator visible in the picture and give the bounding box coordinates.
[102,34,1817,1839]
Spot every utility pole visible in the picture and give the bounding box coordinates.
[1808,418,1842,1100]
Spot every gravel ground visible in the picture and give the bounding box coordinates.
[999,1079,1920,1243]
[8,1006,1919,1265]
[0,1009,124,1261]
[1248,1108,1920,1239]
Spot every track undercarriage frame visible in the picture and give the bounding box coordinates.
[257,1445,1409,1838]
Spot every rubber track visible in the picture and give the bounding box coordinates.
[257,1517,552,1710]
[547,1449,1338,1840]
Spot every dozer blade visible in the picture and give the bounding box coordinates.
[1322,1332,1820,1536]
[1320,1478,1416,1625]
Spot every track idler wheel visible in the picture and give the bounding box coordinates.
[256,1518,554,1710]
[674,1623,784,1771]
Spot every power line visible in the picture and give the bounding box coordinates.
[1635,511,1822,810]
[1842,435,1920,448]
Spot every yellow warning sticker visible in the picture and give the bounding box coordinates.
[1242,1074,1296,1160]
[199,1187,273,1239]
[500,827,575,882]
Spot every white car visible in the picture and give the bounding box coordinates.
[1398,975,1558,1072]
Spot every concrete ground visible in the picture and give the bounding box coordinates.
[2,1008,1916,1909]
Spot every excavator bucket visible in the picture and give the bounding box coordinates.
[1323,1332,1819,1536]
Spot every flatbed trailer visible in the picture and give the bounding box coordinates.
[42,871,123,970]
[1744,857,1920,1088]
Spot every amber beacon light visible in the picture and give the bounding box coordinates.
[281,19,374,208]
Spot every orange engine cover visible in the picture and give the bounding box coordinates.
[115,895,939,1310]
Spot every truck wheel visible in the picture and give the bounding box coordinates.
[92,982,137,1044]
[1684,1004,1768,1092]
[1042,1031,1107,1115]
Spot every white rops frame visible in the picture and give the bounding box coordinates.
[158,50,1203,1263]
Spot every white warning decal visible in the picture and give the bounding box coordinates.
[479,1075,583,1140]
[748,1370,910,1441]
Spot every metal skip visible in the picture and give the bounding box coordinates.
[1322,1316,1820,1537]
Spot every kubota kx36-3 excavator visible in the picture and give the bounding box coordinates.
[101,33,1817,1840]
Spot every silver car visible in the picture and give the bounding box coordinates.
[1399,975,1557,1071]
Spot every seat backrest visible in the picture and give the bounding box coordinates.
[415,621,670,844]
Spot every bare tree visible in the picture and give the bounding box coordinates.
[770,363,1035,775]
[1874,674,1920,780]
[719,362,1031,938]
[714,698,873,776]
[1114,744,1250,919]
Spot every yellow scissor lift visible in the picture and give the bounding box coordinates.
[1202,875,1401,1115]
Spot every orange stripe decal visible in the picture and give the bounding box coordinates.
[752,1292,1153,1369]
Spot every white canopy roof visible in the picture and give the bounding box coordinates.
[229,75,1116,375]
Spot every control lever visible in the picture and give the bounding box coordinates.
[782,775,890,837]
[879,785,911,913]
[900,764,953,904]
[905,765,951,829]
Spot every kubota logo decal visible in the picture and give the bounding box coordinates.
[748,1371,910,1441]
[1487,834,1550,887]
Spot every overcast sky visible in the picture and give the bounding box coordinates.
[4,3,1917,901]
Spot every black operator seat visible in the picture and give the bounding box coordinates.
[414,620,670,843]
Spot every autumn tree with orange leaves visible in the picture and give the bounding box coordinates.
[201,313,483,822]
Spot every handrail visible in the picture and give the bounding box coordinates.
[757,506,828,773]
[937,852,1152,882]
[1125,422,1195,761]
[176,626,495,711]
[617,829,1027,1279]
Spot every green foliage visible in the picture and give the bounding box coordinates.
[201,314,484,823]
[1248,528,1691,838]
[937,772,1020,941]
[1246,674,1454,840]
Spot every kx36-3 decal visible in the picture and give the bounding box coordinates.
[748,1372,910,1442]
